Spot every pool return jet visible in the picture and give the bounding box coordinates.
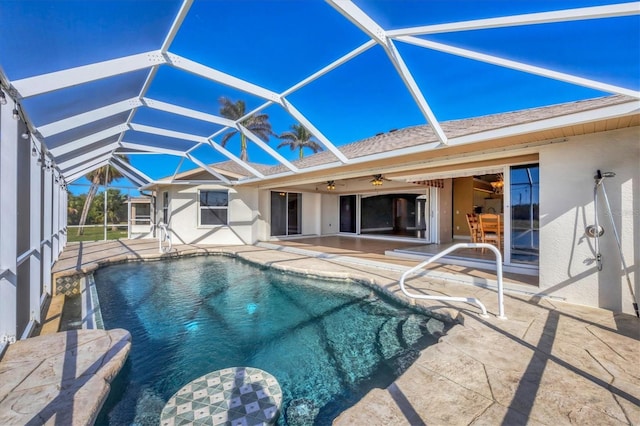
[586,170,639,318]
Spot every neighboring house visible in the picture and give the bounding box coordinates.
[142,95,639,315]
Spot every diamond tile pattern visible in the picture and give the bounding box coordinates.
[161,367,282,426]
[55,274,82,296]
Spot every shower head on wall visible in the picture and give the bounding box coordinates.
[594,170,616,180]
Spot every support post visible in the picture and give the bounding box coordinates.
[42,162,53,296]
[29,138,42,325]
[0,102,19,344]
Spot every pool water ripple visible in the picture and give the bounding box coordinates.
[94,256,450,425]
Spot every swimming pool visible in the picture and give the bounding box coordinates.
[94,255,449,425]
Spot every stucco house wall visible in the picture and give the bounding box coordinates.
[160,184,259,245]
[321,193,340,235]
[302,192,322,236]
[539,127,638,314]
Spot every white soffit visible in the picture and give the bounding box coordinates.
[401,166,506,182]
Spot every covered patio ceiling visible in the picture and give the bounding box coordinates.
[1,0,638,188]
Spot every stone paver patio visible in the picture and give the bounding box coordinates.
[1,239,638,425]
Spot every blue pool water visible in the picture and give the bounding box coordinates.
[94,256,449,425]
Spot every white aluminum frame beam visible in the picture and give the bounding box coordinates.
[281,40,376,97]
[110,156,152,187]
[129,123,206,144]
[280,98,350,163]
[50,124,128,157]
[12,51,166,99]
[38,97,142,138]
[65,159,111,183]
[161,0,194,52]
[57,142,119,170]
[140,99,266,177]
[130,122,296,174]
[171,157,186,181]
[396,36,640,98]
[387,2,640,37]
[119,141,187,157]
[204,139,266,179]
[62,154,111,177]
[165,53,282,103]
[142,97,236,127]
[327,0,449,144]
[185,153,231,184]
[239,124,298,172]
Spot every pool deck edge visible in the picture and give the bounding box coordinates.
[18,240,640,425]
[0,328,131,426]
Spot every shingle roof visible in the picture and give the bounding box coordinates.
[177,94,637,181]
[261,94,637,176]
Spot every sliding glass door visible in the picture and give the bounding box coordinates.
[510,164,539,265]
[271,192,301,236]
[339,195,357,233]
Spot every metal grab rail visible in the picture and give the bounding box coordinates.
[399,242,506,319]
[157,222,172,254]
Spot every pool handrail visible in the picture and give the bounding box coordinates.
[399,242,506,319]
[157,222,172,254]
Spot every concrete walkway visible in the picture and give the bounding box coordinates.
[21,240,640,424]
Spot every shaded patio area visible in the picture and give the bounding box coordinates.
[264,235,539,288]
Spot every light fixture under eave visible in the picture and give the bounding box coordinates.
[370,174,384,186]
[0,90,7,105]
[21,131,30,140]
[12,107,19,120]
[326,180,336,190]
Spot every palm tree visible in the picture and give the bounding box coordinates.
[76,156,129,235]
[277,123,323,159]
[219,97,272,161]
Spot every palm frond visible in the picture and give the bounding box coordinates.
[220,130,237,147]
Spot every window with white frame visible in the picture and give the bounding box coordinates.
[199,190,228,226]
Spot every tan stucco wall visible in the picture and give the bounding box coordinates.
[539,127,639,314]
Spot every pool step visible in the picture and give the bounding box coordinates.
[378,317,405,360]
[39,294,65,335]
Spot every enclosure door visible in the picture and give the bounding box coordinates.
[271,192,301,236]
[339,195,357,233]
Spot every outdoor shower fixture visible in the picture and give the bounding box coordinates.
[586,170,639,317]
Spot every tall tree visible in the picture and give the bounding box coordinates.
[218,97,272,161]
[76,157,128,235]
[277,123,323,159]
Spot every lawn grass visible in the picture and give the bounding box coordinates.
[67,226,128,242]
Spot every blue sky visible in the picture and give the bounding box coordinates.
[0,0,638,193]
